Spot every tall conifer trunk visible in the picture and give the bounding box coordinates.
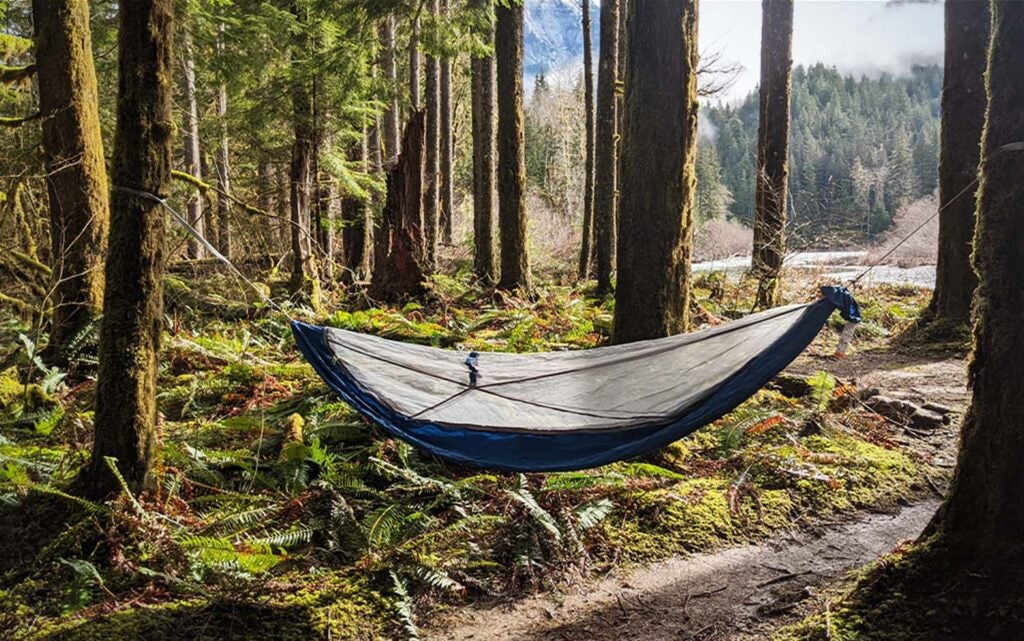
[495,0,531,292]
[214,24,232,260]
[380,16,401,166]
[409,17,421,110]
[612,0,698,344]
[424,0,441,268]
[927,0,989,328]
[31,0,110,361]
[578,0,595,280]
[181,27,205,260]
[752,0,794,309]
[471,0,496,284]
[928,0,1024,574]
[287,5,319,305]
[84,0,174,496]
[440,0,454,246]
[592,0,619,293]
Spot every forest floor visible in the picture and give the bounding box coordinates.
[0,271,967,641]
[427,345,968,641]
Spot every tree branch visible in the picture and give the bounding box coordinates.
[0,63,36,85]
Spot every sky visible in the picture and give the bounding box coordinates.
[699,0,945,102]
[524,0,945,103]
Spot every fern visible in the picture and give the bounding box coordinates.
[389,571,420,641]
[505,475,562,541]
[572,499,614,531]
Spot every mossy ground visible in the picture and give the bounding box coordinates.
[0,272,936,640]
[774,537,1024,641]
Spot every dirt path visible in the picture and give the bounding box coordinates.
[427,350,968,641]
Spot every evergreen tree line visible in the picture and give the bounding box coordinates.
[706,63,942,242]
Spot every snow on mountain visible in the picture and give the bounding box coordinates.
[523,0,598,89]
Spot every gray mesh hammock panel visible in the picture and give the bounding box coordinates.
[292,286,860,471]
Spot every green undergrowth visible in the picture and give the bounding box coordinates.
[0,273,936,640]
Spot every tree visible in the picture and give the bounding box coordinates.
[612,0,698,344]
[810,4,1024,636]
[592,0,619,293]
[927,0,989,329]
[371,112,428,302]
[424,0,440,267]
[471,0,496,284]
[287,3,320,306]
[214,24,232,259]
[181,25,206,260]
[31,0,109,362]
[380,15,401,167]
[409,15,421,110]
[752,0,794,309]
[83,0,174,496]
[495,0,531,292]
[577,0,595,280]
[439,0,454,246]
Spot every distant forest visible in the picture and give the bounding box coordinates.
[704,63,942,242]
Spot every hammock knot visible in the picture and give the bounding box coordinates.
[464,351,480,387]
[821,285,861,323]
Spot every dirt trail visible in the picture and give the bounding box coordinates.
[427,350,969,641]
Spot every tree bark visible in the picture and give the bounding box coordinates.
[471,0,497,284]
[31,0,110,362]
[752,0,794,310]
[214,24,232,260]
[341,138,371,280]
[181,27,206,260]
[440,0,454,246]
[409,16,421,110]
[592,0,619,294]
[424,0,441,268]
[380,16,401,167]
[84,0,174,497]
[927,0,989,328]
[495,1,531,292]
[612,0,698,344]
[929,0,1024,569]
[578,0,595,281]
[371,111,428,302]
[287,5,319,306]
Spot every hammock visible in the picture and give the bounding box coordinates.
[292,286,860,472]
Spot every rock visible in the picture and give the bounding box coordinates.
[910,407,946,430]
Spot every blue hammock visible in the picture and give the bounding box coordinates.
[292,286,859,472]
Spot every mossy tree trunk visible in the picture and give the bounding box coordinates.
[423,0,440,269]
[577,0,595,281]
[31,0,109,362]
[926,0,989,328]
[181,26,206,260]
[927,0,1024,580]
[471,0,496,284]
[495,0,531,292]
[612,0,698,344]
[440,0,454,247]
[371,111,428,302]
[83,0,174,497]
[592,0,619,294]
[341,138,371,281]
[752,0,793,310]
[287,3,319,305]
